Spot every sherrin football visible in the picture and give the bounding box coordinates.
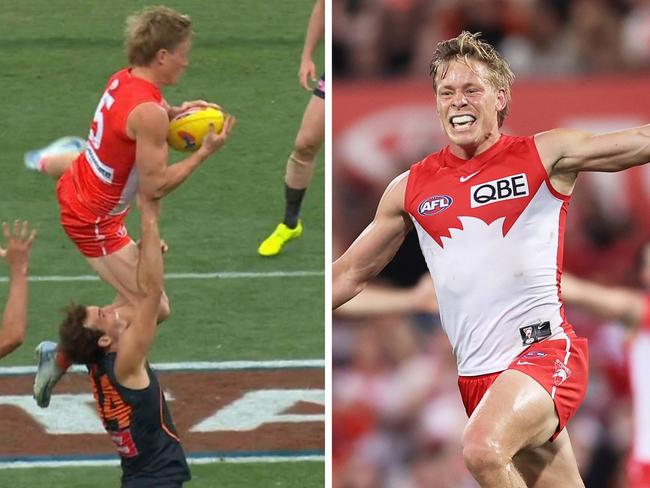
[167,107,224,152]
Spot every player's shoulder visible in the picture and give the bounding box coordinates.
[128,102,169,138]
[105,67,131,88]
[407,148,445,180]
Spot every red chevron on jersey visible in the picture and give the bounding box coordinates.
[405,135,555,248]
[404,135,575,376]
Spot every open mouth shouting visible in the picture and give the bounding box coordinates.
[449,114,477,130]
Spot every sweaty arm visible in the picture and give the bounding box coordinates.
[115,198,164,388]
[536,125,650,180]
[130,102,213,200]
[561,273,646,328]
[333,172,413,309]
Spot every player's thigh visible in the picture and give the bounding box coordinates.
[463,369,559,456]
[514,429,584,488]
[294,95,324,152]
[86,242,139,298]
[87,243,170,318]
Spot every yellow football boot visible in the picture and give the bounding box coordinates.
[258,221,303,256]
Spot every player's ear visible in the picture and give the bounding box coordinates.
[495,88,506,112]
[155,48,168,66]
[98,335,112,348]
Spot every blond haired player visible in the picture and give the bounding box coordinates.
[334,31,650,487]
[28,6,235,407]
[257,0,324,256]
[0,221,36,360]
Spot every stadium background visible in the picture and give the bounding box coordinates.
[0,0,324,486]
[332,1,650,487]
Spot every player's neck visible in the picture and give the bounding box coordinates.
[449,131,501,160]
[130,66,162,87]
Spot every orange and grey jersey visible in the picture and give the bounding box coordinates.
[88,353,190,487]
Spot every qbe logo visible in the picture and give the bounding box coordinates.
[418,195,453,216]
[470,173,529,208]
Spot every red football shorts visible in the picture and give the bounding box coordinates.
[458,337,589,441]
[56,171,132,258]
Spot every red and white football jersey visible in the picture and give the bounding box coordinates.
[69,68,163,217]
[404,134,575,375]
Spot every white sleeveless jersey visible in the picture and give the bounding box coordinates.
[404,135,574,376]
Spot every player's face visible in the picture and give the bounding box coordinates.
[84,305,129,344]
[160,37,191,85]
[435,59,505,154]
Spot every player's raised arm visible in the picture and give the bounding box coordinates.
[561,273,646,329]
[131,102,236,200]
[333,172,413,309]
[0,221,36,359]
[536,125,650,177]
[114,197,163,386]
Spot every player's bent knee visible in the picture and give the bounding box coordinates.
[463,439,510,476]
[462,426,514,478]
[293,133,320,161]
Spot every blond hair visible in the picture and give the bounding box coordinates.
[125,6,193,66]
[429,32,515,127]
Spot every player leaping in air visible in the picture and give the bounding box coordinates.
[26,6,235,408]
[57,195,192,487]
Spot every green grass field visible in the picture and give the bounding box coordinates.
[0,0,324,485]
[1,463,325,488]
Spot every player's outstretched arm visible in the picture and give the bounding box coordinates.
[536,125,650,176]
[131,103,236,200]
[561,273,646,328]
[115,197,163,387]
[0,221,36,359]
[333,172,413,309]
[299,0,324,91]
[335,274,438,318]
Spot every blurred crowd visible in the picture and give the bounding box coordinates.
[332,1,650,487]
[333,0,650,79]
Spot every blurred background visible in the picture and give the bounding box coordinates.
[332,0,650,486]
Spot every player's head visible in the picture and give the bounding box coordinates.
[125,6,193,85]
[58,303,130,364]
[430,32,514,149]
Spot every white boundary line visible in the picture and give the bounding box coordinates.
[0,359,325,376]
[0,270,324,283]
[0,455,324,469]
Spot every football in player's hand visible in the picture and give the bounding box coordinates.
[167,107,224,152]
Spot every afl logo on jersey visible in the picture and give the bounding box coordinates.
[418,195,453,216]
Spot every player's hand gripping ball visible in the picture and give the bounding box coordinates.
[167,107,225,152]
